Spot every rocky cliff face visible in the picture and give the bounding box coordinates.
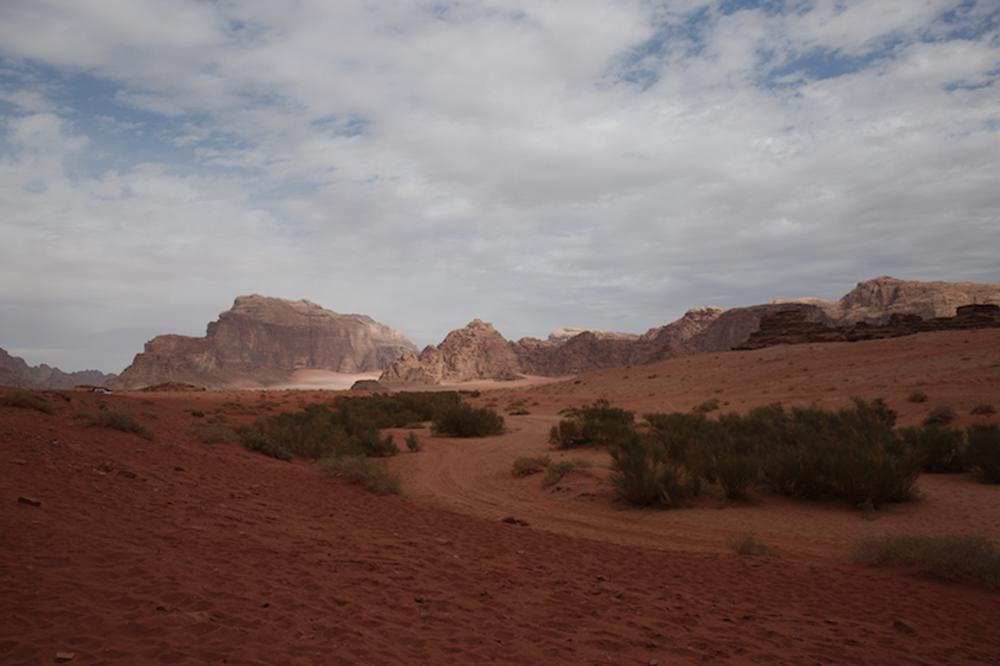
[379,319,522,384]
[0,347,116,390]
[379,276,1000,385]
[113,296,416,389]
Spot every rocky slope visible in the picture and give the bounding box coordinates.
[0,347,116,390]
[380,276,1000,385]
[113,296,416,389]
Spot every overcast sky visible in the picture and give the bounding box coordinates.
[1,0,998,373]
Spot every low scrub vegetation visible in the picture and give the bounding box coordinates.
[898,426,967,473]
[604,399,923,510]
[91,409,155,441]
[549,400,635,449]
[432,403,505,437]
[0,390,54,415]
[694,398,720,414]
[971,403,996,416]
[321,455,401,495]
[512,455,551,477]
[405,432,423,453]
[237,393,474,460]
[190,422,239,444]
[967,424,1000,483]
[907,391,928,403]
[923,406,956,427]
[541,459,593,488]
[852,535,1000,591]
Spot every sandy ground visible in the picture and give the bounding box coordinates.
[264,369,382,391]
[2,328,1000,664]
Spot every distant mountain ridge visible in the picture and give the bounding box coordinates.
[0,347,116,390]
[112,295,416,389]
[379,276,1000,385]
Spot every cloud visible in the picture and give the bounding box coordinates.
[0,0,997,371]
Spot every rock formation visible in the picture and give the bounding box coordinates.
[737,303,1000,350]
[0,347,116,390]
[113,296,416,389]
[380,276,1000,385]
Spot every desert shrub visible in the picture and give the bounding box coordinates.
[432,403,505,437]
[971,404,996,416]
[967,424,1000,483]
[551,400,635,449]
[190,422,238,444]
[91,410,154,441]
[333,391,463,429]
[644,411,722,480]
[716,454,759,500]
[508,407,531,416]
[898,426,966,473]
[609,432,700,507]
[923,406,956,427]
[907,391,928,403]
[239,430,292,461]
[852,535,1000,590]
[512,455,550,477]
[0,391,54,415]
[729,532,772,556]
[541,459,593,488]
[321,455,401,495]
[694,398,720,414]
[405,432,422,453]
[190,410,205,418]
[356,430,398,457]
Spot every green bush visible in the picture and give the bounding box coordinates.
[321,455,401,495]
[541,459,593,488]
[551,400,634,449]
[923,406,956,427]
[694,398,720,414]
[91,410,154,441]
[190,422,238,444]
[239,430,292,461]
[405,432,422,453]
[512,455,550,477]
[971,404,996,416]
[898,426,966,473]
[0,390,54,415]
[716,454,759,500]
[967,424,1000,483]
[609,432,700,507]
[432,403,505,437]
[852,535,1000,590]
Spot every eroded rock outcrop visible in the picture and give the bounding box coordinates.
[113,296,416,389]
[738,303,1000,350]
[379,276,1000,385]
[0,347,116,390]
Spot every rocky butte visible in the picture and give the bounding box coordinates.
[379,276,1000,386]
[113,296,416,389]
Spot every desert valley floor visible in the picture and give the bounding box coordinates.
[3,328,1000,664]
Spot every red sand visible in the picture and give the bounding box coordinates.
[2,329,1000,664]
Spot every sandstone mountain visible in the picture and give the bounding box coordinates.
[113,296,416,389]
[380,276,1000,385]
[0,347,116,390]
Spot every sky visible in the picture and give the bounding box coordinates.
[0,0,998,373]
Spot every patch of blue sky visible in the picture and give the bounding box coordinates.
[607,5,714,89]
[936,0,1000,42]
[310,113,370,138]
[0,62,270,181]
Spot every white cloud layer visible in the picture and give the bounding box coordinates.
[0,0,997,371]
